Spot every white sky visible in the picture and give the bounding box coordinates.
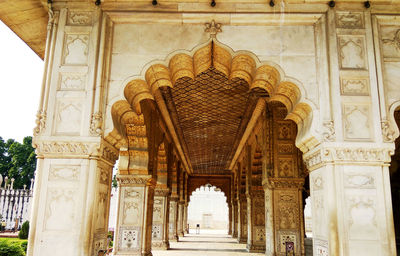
[0,21,44,143]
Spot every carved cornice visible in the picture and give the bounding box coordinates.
[155,188,170,196]
[34,140,98,157]
[116,175,156,187]
[263,178,304,189]
[303,146,394,171]
[99,139,119,164]
[170,195,179,201]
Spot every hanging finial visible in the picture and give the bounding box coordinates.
[205,20,222,39]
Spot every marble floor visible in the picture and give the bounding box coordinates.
[153,231,264,256]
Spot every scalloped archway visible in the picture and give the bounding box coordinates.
[107,39,314,175]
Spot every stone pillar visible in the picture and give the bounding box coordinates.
[263,180,305,256]
[169,196,179,241]
[113,175,156,256]
[228,203,232,235]
[246,191,265,252]
[232,200,238,238]
[237,195,248,243]
[183,203,189,234]
[28,140,117,256]
[27,7,118,256]
[304,145,396,256]
[178,201,185,237]
[152,187,170,250]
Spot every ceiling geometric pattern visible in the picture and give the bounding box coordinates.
[161,67,259,174]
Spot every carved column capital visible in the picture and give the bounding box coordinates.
[116,174,156,188]
[154,187,170,196]
[263,178,304,190]
[303,144,394,171]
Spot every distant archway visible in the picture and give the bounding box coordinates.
[188,185,229,233]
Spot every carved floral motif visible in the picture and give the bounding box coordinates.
[304,147,394,169]
[204,20,222,38]
[336,12,364,29]
[382,29,400,52]
[322,120,335,142]
[381,120,395,143]
[340,78,369,96]
[33,110,46,136]
[67,11,92,25]
[49,166,79,181]
[90,112,103,136]
[34,141,97,155]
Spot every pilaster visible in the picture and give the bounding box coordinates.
[113,175,156,256]
[28,5,117,256]
[168,196,179,242]
[228,203,232,235]
[263,179,305,256]
[178,201,185,237]
[237,195,248,243]
[304,144,396,256]
[232,200,238,238]
[152,187,170,250]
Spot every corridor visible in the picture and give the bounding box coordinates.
[153,231,264,256]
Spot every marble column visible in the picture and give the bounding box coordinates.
[232,200,238,238]
[183,203,189,234]
[263,179,305,256]
[304,145,396,256]
[178,201,185,237]
[26,7,118,256]
[246,191,265,252]
[152,187,170,250]
[237,196,248,243]
[169,196,179,241]
[114,175,156,256]
[228,203,232,235]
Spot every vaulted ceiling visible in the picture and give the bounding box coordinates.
[160,67,262,175]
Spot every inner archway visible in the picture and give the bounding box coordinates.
[188,185,229,233]
[106,38,315,256]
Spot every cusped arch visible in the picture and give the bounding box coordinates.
[124,40,312,123]
[189,184,228,204]
[107,39,318,156]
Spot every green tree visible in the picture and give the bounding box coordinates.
[18,221,29,239]
[0,137,14,179]
[7,137,36,189]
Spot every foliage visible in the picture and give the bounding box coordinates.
[112,175,117,188]
[18,221,29,239]
[0,136,36,189]
[20,241,27,253]
[0,239,25,256]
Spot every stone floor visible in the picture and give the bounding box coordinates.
[153,231,264,256]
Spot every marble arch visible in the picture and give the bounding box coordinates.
[18,3,400,256]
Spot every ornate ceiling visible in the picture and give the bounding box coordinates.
[161,67,261,174]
